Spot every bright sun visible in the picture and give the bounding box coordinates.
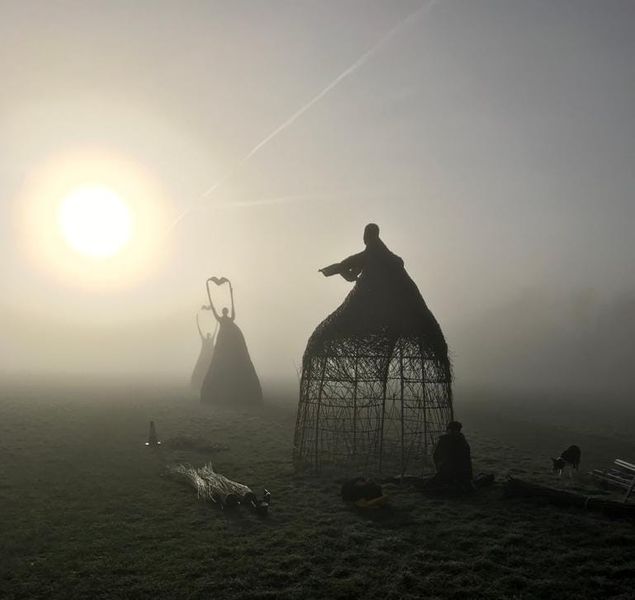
[21,150,167,288]
[57,186,134,259]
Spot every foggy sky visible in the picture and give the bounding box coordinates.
[1,1,634,398]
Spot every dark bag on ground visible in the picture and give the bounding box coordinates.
[341,477,383,502]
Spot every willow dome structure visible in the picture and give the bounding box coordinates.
[293,224,453,475]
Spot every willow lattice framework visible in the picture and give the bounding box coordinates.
[293,225,453,475]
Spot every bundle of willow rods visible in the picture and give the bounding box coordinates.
[171,462,253,507]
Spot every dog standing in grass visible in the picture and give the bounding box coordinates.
[552,445,581,477]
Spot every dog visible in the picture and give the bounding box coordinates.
[551,445,581,477]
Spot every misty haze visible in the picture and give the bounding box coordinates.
[1,2,634,599]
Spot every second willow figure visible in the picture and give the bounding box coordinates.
[190,313,217,393]
[200,277,262,406]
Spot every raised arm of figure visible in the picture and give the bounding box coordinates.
[204,279,221,322]
[196,313,205,340]
[212,318,219,341]
[229,283,236,321]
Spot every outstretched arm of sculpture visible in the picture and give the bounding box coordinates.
[319,251,365,282]
[196,314,205,341]
[229,283,236,321]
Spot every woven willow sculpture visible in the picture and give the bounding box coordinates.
[293,224,453,475]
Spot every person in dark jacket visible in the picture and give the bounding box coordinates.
[426,421,473,491]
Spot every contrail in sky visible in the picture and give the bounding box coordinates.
[169,0,439,231]
[212,193,337,209]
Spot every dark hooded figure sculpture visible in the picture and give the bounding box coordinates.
[190,313,217,393]
[200,277,262,406]
[293,224,453,475]
[316,223,448,349]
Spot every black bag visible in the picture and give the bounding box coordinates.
[341,477,383,502]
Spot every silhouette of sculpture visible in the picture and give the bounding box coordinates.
[190,313,217,393]
[200,277,262,406]
[293,223,453,475]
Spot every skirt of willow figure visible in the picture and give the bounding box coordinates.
[201,316,262,405]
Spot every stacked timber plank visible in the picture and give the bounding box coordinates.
[504,477,635,519]
[590,459,635,503]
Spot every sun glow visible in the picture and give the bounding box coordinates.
[20,150,168,288]
[58,186,134,258]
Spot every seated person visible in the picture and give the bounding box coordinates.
[425,421,474,491]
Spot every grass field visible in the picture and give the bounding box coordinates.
[1,382,634,600]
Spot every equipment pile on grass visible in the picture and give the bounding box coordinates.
[170,462,270,515]
[341,477,388,509]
